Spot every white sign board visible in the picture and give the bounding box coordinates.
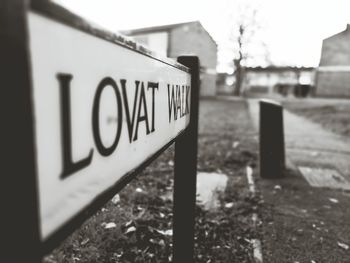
[28,11,191,240]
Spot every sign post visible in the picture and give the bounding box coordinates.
[1,0,41,262]
[0,1,197,262]
[259,99,285,178]
[173,56,200,263]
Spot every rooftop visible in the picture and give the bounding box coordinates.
[244,66,315,72]
[121,21,199,36]
[323,24,350,41]
[121,21,217,46]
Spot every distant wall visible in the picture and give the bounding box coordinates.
[131,32,168,57]
[316,70,350,97]
[320,29,350,66]
[316,27,350,97]
[169,23,217,97]
[126,22,218,97]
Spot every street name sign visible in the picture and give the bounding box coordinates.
[29,10,191,241]
[1,0,196,259]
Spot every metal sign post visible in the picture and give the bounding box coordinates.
[173,56,200,263]
[1,0,41,262]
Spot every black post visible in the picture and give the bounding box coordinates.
[173,56,200,263]
[0,0,42,262]
[259,99,285,178]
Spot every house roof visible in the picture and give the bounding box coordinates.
[244,66,315,72]
[121,21,198,35]
[121,21,217,46]
[323,24,350,41]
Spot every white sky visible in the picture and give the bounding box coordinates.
[56,0,350,72]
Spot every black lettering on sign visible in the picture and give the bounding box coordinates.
[58,73,93,179]
[176,85,182,119]
[133,82,150,141]
[167,84,190,122]
[122,80,159,142]
[92,77,123,156]
[168,84,177,122]
[185,85,190,115]
[147,81,159,132]
[58,74,161,179]
[121,80,139,143]
[181,85,185,117]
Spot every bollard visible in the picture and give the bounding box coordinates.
[259,99,285,178]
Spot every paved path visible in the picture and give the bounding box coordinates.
[247,99,350,179]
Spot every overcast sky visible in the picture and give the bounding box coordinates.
[56,0,350,72]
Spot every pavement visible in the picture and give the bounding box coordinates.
[247,98,350,182]
[245,98,350,262]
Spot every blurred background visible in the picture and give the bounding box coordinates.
[55,0,350,98]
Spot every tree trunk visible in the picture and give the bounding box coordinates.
[233,59,243,96]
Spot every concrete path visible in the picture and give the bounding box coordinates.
[247,99,350,180]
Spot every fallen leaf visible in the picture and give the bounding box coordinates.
[104,222,117,229]
[111,194,120,204]
[136,206,144,211]
[156,229,173,236]
[337,241,349,250]
[125,226,136,234]
[125,220,134,227]
[328,198,339,204]
[149,238,157,244]
[81,238,90,245]
[274,185,282,190]
[225,202,234,208]
[232,141,240,148]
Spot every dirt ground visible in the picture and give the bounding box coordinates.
[282,98,350,137]
[260,168,350,263]
[44,99,262,263]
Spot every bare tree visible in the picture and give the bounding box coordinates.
[232,24,246,96]
[228,1,268,96]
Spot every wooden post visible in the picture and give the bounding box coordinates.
[259,99,285,178]
[0,0,42,262]
[173,56,200,263]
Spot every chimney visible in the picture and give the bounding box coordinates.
[347,24,350,31]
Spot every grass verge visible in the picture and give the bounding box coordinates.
[283,99,350,137]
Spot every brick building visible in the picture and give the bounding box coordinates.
[122,21,218,96]
[316,24,350,97]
